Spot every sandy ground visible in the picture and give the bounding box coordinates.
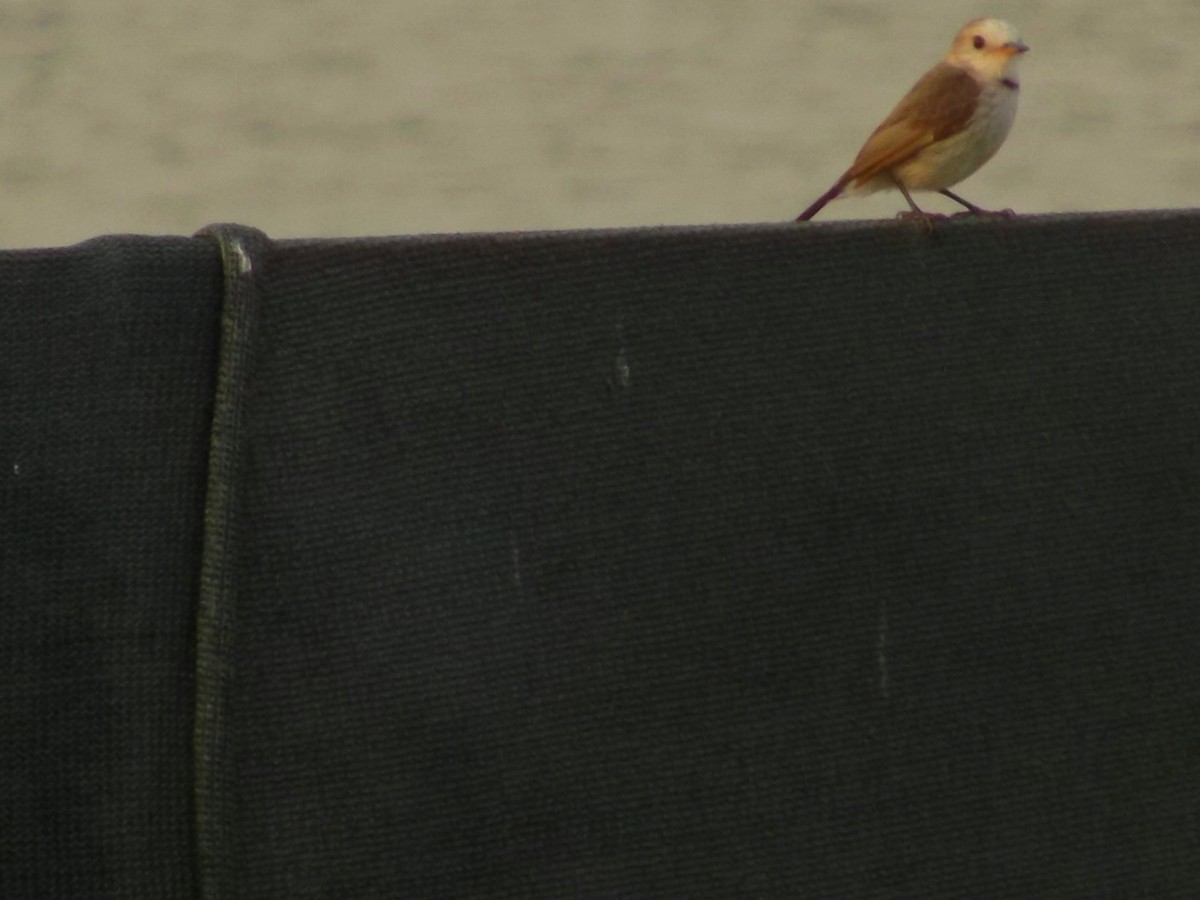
[0,0,1197,248]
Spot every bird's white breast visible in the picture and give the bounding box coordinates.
[897,78,1019,191]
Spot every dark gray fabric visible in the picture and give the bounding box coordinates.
[1,236,221,896]
[192,224,272,900]
[3,214,1199,897]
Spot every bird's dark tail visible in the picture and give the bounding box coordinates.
[796,175,851,222]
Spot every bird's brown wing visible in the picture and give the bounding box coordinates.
[845,62,980,188]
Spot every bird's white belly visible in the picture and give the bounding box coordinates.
[898,81,1019,191]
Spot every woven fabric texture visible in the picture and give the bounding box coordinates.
[1,236,221,896]
[3,214,1199,897]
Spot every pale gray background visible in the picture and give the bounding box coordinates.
[1,0,1197,247]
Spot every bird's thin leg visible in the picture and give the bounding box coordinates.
[939,188,1017,218]
[939,188,987,214]
[896,182,925,216]
[892,178,942,229]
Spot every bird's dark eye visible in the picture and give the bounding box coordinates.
[972,35,986,49]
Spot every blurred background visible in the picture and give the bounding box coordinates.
[0,0,1197,247]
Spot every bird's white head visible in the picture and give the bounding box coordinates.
[946,18,1028,82]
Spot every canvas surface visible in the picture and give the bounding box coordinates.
[3,214,1199,896]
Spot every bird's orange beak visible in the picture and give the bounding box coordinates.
[1001,41,1029,56]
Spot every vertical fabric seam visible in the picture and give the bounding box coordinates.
[192,224,270,900]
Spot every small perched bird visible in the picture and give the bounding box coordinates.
[796,18,1028,223]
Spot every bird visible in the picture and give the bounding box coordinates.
[796,18,1028,223]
